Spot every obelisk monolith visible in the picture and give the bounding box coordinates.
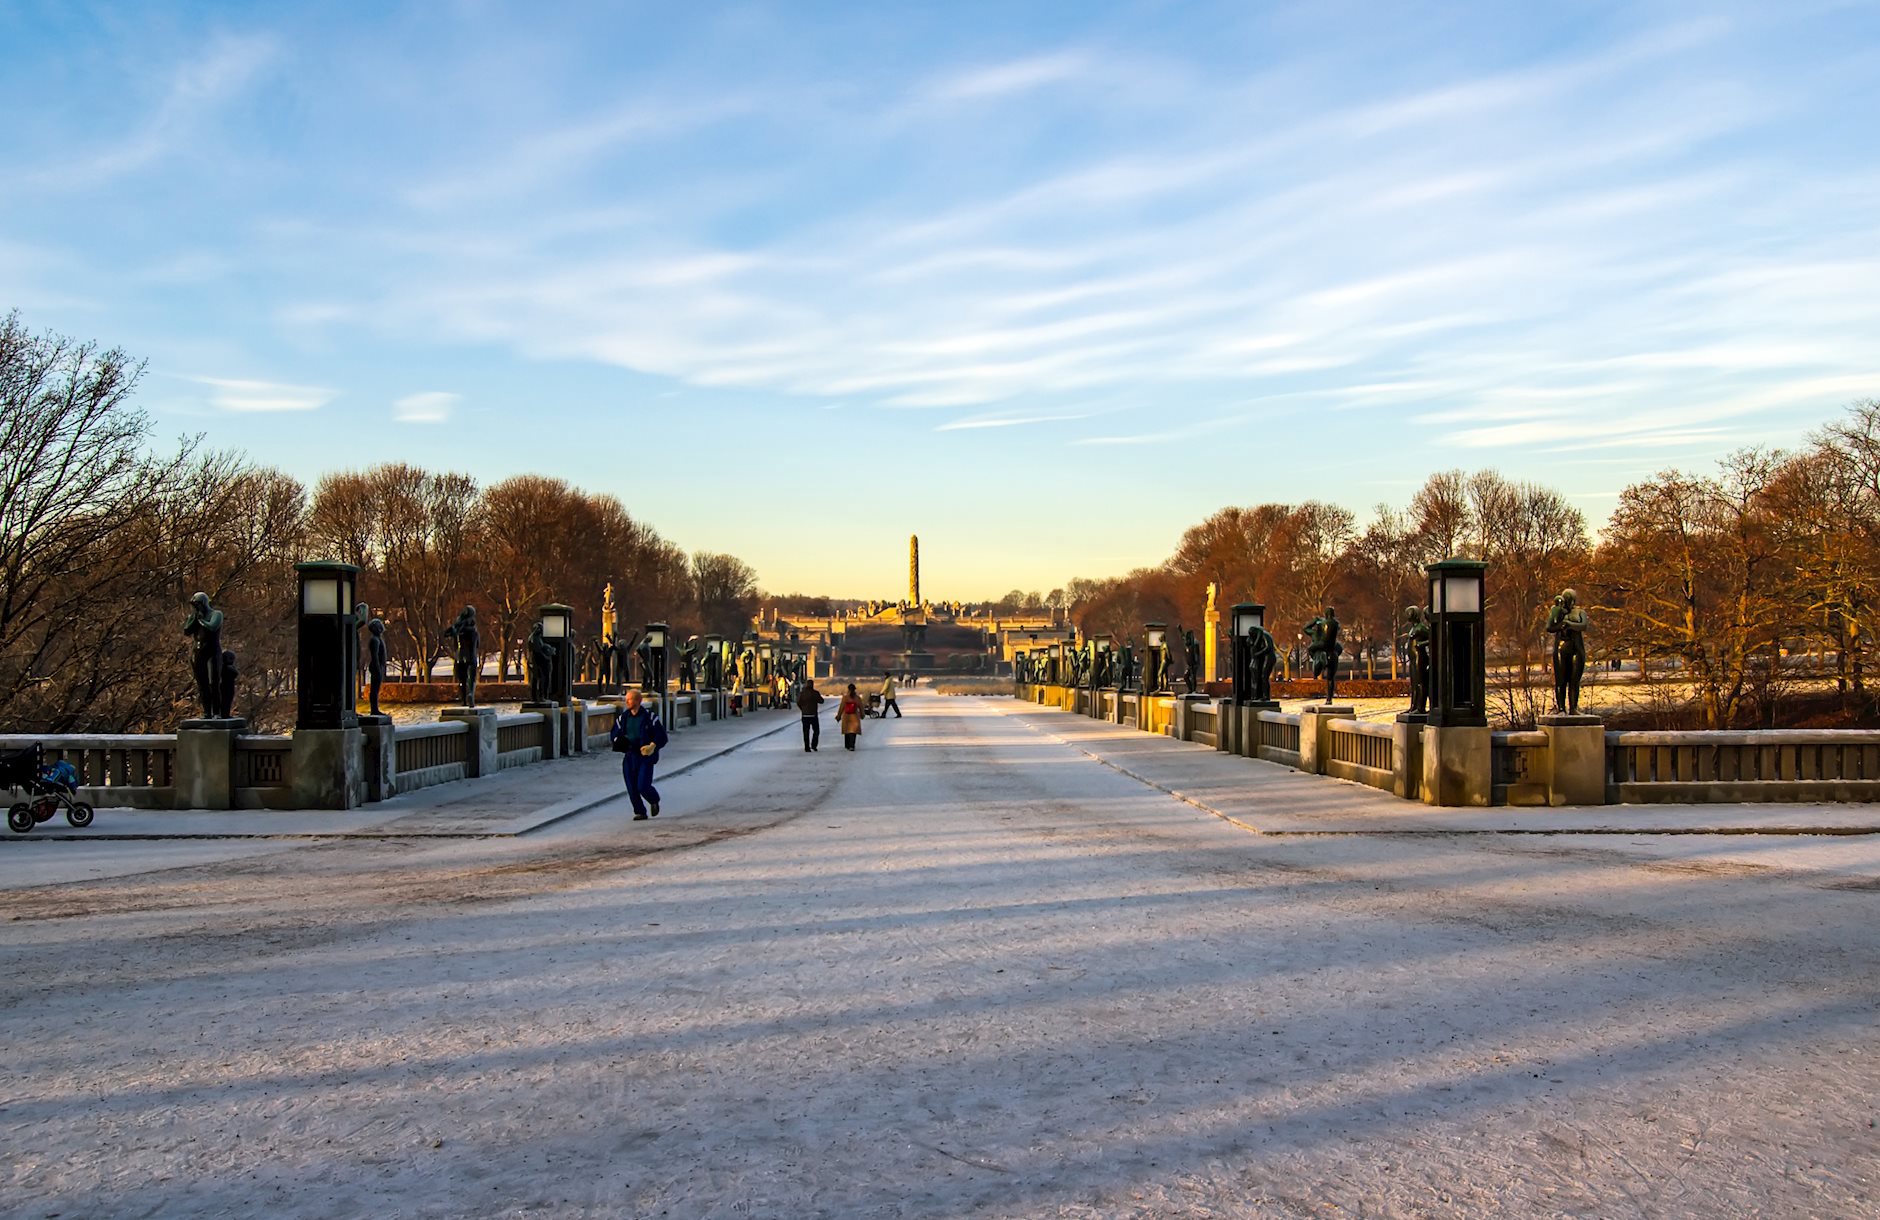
[909,534,920,606]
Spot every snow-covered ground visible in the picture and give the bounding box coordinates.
[2,692,1875,1217]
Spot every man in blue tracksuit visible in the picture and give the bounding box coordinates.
[610,688,669,820]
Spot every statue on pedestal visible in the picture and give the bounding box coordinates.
[1306,607,1343,705]
[183,592,226,718]
[612,634,635,692]
[1546,588,1590,714]
[1119,640,1138,691]
[1401,606,1431,716]
[441,605,480,707]
[678,637,700,693]
[526,622,556,703]
[218,649,239,719]
[367,618,388,717]
[1246,623,1277,703]
[1182,628,1202,694]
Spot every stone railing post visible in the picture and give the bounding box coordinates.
[1391,717,1424,800]
[1297,706,1354,775]
[1540,714,1606,805]
[521,700,562,758]
[443,707,498,777]
[362,718,395,802]
[175,720,242,810]
[290,724,365,809]
[1421,723,1491,806]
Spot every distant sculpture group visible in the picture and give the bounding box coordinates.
[442,605,480,707]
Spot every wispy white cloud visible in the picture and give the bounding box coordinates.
[393,391,461,423]
[192,376,334,413]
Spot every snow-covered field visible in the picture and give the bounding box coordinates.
[2,693,1875,1217]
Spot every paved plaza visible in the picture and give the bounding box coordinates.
[3,692,1877,1217]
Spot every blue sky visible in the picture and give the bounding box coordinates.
[4,1,1877,599]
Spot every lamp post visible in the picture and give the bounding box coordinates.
[537,604,574,704]
[643,622,669,694]
[296,562,360,730]
[1231,602,1277,707]
[1427,559,1487,727]
[1145,622,1168,694]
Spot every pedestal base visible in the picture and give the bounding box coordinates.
[1540,714,1606,805]
[1422,723,1492,806]
[291,726,366,810]
[441,707,499,777]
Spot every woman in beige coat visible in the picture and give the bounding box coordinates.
[837,683,865,750]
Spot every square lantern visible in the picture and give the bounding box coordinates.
[1230,602,1263,705]
[1232,603,1264,637]
[643,622,669,693]
[1145,622,1168,692]
[536,604,576,703]
[1426,559,1487,727]
[296,561,360,730]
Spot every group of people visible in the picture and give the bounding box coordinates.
[794,671,903,752]
[609,670,908,821]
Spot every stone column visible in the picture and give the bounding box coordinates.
[1297,706,1355,775]
[1421,723,1492,806]
[1540,714,1606,806]
[1391,715,1425,800]
[442,707,498,777]
[291,725,365,809]
[563,701,589,755]
[521,702,561,758]
[174,718,245,810]
[360,716,395,802]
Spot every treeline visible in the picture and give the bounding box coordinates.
[0,313,757,733]
[1062,399,1880,728]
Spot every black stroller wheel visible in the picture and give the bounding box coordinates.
[66,802,94,829]
[8,803,33,834]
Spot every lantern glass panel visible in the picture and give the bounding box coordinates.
[1429,577,1442,614]
[542,615,567,638]
[646,627,666,649]
[1443,574,1481,614]
[1147,625,1166,648]
[302,578,340,615]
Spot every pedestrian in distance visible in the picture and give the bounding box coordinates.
[838,683,865,750]
[879,670,902,718]
[609,688,668,820]
[797,678,825,752]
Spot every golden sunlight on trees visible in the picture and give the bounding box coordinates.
[1,316,762,733]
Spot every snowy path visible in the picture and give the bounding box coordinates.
[2,693,1876,1217]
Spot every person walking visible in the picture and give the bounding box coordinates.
[797,678,825,752]
[838,683,865,751]
[609,688,668,820]
[879,670,902,718]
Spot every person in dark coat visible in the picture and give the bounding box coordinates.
[797,679,825,752]
[610,688,669,820]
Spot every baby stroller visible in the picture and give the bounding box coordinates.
[4,744,94,833]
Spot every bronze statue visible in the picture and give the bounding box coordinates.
[183,592,225,718]
[1246,623,1277,703]
[1306,607,1343,704]
[1401,605,1431,716]
[367,618,388,717]
[678,637,700,693]
[526,622,556,703]
[1182,628,1202,694]
[217,648,239,719]
[1546,588,1590,714]
[1119,640,1138,691]
[441,605,480,707]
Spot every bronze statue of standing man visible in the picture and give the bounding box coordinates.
[183,592,226,718]
[442,605,480,707]
[1401,605,1431,716]
[1306,607,1343,705]
[1546,589,1590,714]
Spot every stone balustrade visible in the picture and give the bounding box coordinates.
[3,686,742,815]
[1012,681,1880,808]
